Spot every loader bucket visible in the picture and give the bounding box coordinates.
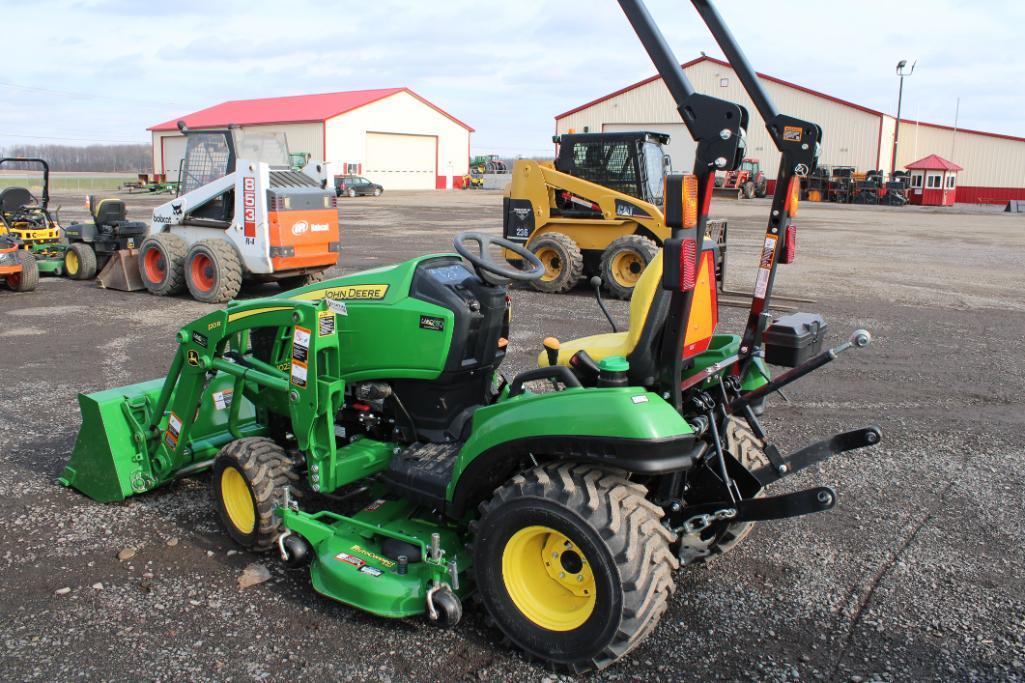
[58,379,164,503]
[59,372,261,502]
[97,249,145,291]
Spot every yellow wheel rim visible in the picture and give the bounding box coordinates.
[534,247,563,282]
[220,467,255,534]
[502,525,596,631]
[65,249,79,275]
[610,250,645,287]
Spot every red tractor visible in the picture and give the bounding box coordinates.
[714,157,768,199]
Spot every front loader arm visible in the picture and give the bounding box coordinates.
[61,298,345,502]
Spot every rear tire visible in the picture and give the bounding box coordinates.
[277,271,325,291]
[184,239,243,304]
[681,417,769,565]
[6,250,39,292]
[347,188,356,198]
[527,232,583,294]
[65,243,97,280]
[139,233,188,296]
[599,235,658,300]
[474,463,678,673]
[212,437,301,551]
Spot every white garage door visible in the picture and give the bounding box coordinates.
[160,135,187,180]
[364,132,436,190]
[601,123,697,174]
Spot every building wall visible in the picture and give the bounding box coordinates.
[151,122,324,179]
[556,60,883,175]
[557,58,1025,204]
[324,91,470,190]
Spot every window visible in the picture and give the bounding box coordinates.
[911,174,923,188]
[719,77,729,87]
[927,174,942,189]
[947,175,956,188]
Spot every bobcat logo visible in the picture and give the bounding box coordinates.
[794,164,810,177]
[171,203,183,218]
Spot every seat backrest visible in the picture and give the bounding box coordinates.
[92,198,127,226]
[0,187,34,213]
[623,251,663,353]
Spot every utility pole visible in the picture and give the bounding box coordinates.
[891,59,916,176]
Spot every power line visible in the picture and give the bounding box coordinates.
[0,80,189,109]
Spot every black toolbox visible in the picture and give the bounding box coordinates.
[762,313,828,367]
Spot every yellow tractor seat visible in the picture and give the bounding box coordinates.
[539,252,664,367]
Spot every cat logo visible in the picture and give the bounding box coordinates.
[187,350,200,366]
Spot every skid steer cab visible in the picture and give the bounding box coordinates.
[136,123,341,303]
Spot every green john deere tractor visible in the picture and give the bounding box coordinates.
[59,0,882,672]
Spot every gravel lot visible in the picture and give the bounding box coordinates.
[1,190,1023,681]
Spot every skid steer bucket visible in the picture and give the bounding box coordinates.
[59,373,256,502]
[97,248,145,291]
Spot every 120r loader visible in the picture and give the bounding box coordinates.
[60,0,881,672]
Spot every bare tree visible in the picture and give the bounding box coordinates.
[0,144,150,172]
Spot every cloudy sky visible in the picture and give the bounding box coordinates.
[4,0,1022,155]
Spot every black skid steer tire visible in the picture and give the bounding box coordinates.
[139,232,188,296]
[473,463,678,673]
[599,234,659,300]
[277,270,325,291]
[212,437,301,551]
[185,239,243,304]
[527,232,583,294]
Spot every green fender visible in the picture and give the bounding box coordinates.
[445,387,698,516]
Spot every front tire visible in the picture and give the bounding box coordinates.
[65,243,97,280]
[599,235,658,300]
[373,188,382,197]
[474,463,678,673]
[184,239,242,304]
[139,233,188,296]
[6,250,39,292]
[742,181,756,199]
[527,232,583,294]
[212,437,301,551]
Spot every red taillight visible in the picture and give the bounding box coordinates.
[781,223,797,264]
[680,238,697,291]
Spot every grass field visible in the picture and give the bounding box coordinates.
[0,173,136,193]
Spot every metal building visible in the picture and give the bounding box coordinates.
[150,88,473,190]
[556,56,1025,204]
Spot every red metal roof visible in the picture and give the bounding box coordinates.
[555,55,1025,144]
[904,154,963,171]
[149,87,473,132]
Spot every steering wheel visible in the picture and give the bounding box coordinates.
[453,231,545,283]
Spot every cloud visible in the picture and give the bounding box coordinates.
[4,0,1023,155]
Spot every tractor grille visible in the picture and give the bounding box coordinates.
[269,171,319,188]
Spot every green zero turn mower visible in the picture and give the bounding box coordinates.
[60,0,882,672]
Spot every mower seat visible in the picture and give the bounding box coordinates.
[538,251,664,367]
[0,187,34,213]
[92,197,128,226]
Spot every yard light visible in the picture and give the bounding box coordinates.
[891,59,916,176]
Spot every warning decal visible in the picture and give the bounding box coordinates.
[782,126,803,142]
[213,390,233,411]
[318,310,335,336]
[754,235,778,299]
[292,326,310,363]
[165,412,183,448]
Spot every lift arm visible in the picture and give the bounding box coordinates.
[690,0,822,366]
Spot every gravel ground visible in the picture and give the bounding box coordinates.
[1,190,1023,682]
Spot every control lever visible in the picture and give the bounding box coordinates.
[590,276,618,332]
[542,337,561,367]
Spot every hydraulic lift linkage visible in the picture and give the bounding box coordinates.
[619,0,881,528]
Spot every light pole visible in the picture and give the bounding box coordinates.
[891,59,916,176]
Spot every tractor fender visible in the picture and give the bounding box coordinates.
[446,387,701,517]
[64,222,98,243]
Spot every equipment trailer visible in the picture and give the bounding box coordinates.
[60,0,881,672]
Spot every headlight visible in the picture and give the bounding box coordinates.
[0,251,16,264]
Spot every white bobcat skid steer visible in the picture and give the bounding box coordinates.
[138,123,340,303]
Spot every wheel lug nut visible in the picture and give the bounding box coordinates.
[559,572,565,578]
[576,575,583,582]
